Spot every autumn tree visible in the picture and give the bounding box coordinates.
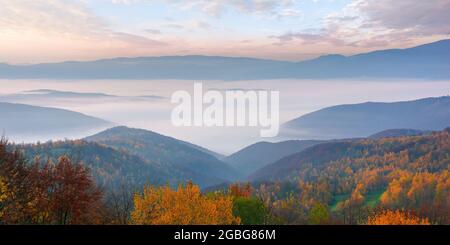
[366,209,430,225]
[0,176,7,220]
[0,140,43,224]
[1,139,105,224]
[44,156,105,224]
[308,202,330,225]
[131,182,240,225]
[105,182,135,224]
[229,183,252,198]
[271,194,308,224]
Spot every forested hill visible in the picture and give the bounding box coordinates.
[250,128,450,182]
[85,126,240,186]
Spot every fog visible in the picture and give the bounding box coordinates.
[1,79,449,154]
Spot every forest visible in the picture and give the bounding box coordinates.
[0,129,449,225]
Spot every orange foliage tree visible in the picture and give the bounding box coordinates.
[131,182,240,225]
[1,139,105,224]
[229,183,252,198]
[43,156,104,224]
[366,209,430,225]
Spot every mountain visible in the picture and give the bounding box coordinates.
[19,89,117,98]
[1,40,449,80]
[0,102,113,142]
[282,96,450,140]
[0,56,293,80]
[293,39,450,79]
[368,128,431,139]
[224,140,323,177]
[13,140,170,189]
[249,128,450,182]
[85,126,239,187]
[0,89,165,103]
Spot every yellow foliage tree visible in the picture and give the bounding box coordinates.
[0,177,8,219]
[131,182,240,225]
[367,210,430,225]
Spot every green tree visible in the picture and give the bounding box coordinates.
[233,197,268,225]
[308,202,330,225]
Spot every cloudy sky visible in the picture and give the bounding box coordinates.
[1,0,449,64]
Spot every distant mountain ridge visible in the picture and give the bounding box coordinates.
[1,39,449,80]
[0,89,165,102]
[282,96,450,140]
[0,102,113,142]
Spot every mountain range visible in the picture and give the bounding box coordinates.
[1,39,449,80]
[2,95,450,189]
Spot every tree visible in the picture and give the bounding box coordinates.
[308,202,330,225]
[105,182,134,224]
[233,197,268,225]
[366,209,430,225]
[0,139,105,224]
[45,156,104,224]
[0,176,7,220]
[0,140,43,224]
[229,183,252,198]
[131,182,240,225]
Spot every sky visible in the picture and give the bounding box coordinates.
[1,0,450,64]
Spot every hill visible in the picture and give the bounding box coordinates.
[13,140,170,188]
[224,140,323,177]
[249,128,450,182]
[0,102,113,142]
[282,96,450,140]
[368,128,431,139]
[85,126,239,187]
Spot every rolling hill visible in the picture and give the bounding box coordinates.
[85,126,240,187]
[0,102,113,142]
[368,128,431,139]
[0,39,449,80]
[249,128,450,182]
[282,96,450,140]
[13,140,170,188]
[224,140,323,177]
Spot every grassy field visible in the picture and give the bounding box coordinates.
[330,190,384,212]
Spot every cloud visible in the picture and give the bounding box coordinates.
[272,32,347,46]
[112,0,298,17]
[353,0,450,35]
[0,0,106,34]
[0,0,166,63]
[192,20,211,29]
[160,20,211,32]
[271,0,450,49]
[145,29,163,35]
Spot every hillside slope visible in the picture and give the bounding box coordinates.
[0,102,113,142]
[85,126,240,187]
[282,96,450,140]
[224,140,323,176]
